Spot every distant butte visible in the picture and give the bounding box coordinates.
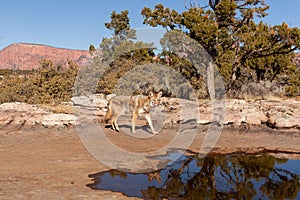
[0,43,93,70]
[0,43,298,71]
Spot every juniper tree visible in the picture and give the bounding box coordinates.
[141,0,300,97]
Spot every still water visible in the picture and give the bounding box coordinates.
[87,154,300,200]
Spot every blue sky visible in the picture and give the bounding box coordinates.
[0,0,299,50]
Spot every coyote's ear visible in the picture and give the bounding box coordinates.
[149,91,154,97]
[158,91,163,98]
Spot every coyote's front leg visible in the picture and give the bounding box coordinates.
[145,113,158,134]
[131,112,138,134]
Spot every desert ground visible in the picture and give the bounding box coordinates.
[1,120,300,199]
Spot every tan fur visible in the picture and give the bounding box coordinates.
[105,91,163,134]
[162,98,181,128]
[104,106,113,123]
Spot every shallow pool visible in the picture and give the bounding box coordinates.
[87,154,300,199]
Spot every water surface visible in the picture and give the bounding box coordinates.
[87,154,300,199]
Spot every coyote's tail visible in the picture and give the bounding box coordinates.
[104,104,113,123]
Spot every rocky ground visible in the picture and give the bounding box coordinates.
[0,96,299,199]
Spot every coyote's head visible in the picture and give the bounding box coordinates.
[148,91,163,107]
[129,91,163,113]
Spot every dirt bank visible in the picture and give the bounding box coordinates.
[0,125,140,200]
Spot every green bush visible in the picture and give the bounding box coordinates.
[0,60,78,104]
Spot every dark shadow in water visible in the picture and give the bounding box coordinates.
[87,154,300,200]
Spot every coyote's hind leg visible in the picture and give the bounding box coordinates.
[131,112,138,134]
[111,115,120,132]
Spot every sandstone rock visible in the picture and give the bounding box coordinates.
[226,99,247,111]
[1,97,299,130]
[71,94,108,109]
[60,101,73,106]
[260,100,300,129]
[179,99,200,123]
[106,94,116,101]
[197,113,211,124]
[90,96,108,108]
[243,109,267,125]
[41,114,79,127]
[0,102,38,112]
[0,115,14,128]
[89,93,105,100]
[71,96,91,107]
[276,115,299,129]
[223,112,243,125]
[244,113,264,125]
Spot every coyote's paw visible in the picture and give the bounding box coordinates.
[152,131,158,135]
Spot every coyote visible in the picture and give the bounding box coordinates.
[105,91,163,134]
